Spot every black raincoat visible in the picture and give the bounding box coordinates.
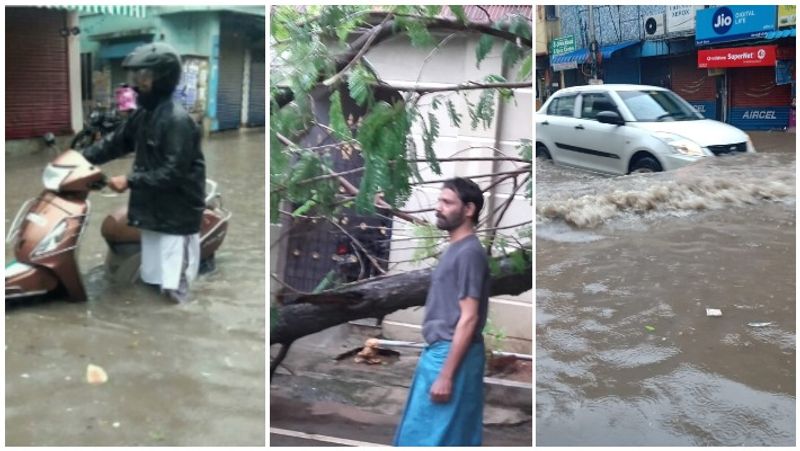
[82,98,205,235]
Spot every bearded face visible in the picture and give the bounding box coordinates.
[435,188,469,231]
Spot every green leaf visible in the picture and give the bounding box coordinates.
[645,325,656,332]
[476,34,494,68]
[355,101,412,212]
[403,18,435,48]
[450,5,468,24]
[509,249,527,274]
[445,99,462,128]
[518,53,532,80]
[411,223,441,263]
[431,96,442,110]
[422,112,441,175]
[518,139,533,162]
[292,193,318,217]
[488,258,501,277]
[348,64,376,107]
[501,41,523,72]
[485,74,513,101]
[328,91,352,141]
[471,89,496,130]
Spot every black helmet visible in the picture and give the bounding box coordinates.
[122,42,182,94]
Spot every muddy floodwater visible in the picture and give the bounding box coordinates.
[5,130,265,446]
[536,151,795,446]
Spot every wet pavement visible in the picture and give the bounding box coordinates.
[5,129,266,446]
[536,138,796,446]
[271,324,533,446]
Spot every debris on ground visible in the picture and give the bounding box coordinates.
[747,322,773,327]
[354,338,383,365]
[706,308,722,317]
[86,364,108,384]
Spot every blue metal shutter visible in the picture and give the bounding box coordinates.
[247,48,265,126]
[217,28,244,130]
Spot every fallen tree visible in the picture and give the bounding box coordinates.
[271,250,531,377]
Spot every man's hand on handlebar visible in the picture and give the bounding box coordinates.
[108,175,129,193]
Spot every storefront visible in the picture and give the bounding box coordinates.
[695,5,794,130]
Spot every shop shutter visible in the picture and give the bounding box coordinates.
[6,7,71,139]
[730,67,791,107]
[247,47,265,126]
[670,55,718,119]
[217,27,245,130]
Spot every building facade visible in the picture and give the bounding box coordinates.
[79,6,265,132]
[539,5,795,131]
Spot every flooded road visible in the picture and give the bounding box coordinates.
[536,148,795,446]
[5,129,266,446]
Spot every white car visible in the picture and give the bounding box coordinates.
[535,84,756,174]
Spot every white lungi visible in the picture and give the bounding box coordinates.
[140,230,200,291]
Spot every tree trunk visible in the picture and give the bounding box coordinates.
[271,251,532,346]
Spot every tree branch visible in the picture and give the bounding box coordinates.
[384,80,531,94]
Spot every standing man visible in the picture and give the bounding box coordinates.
[82,43,206,303]
[394,177,491,446]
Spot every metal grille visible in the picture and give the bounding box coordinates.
[707,142,747,155]
[281,86,400,294]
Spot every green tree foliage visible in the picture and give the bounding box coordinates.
[271,5,532,222]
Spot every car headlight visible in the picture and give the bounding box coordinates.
[32,220,68,257]
[654,132,707,157]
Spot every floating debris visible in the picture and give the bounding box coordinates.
[86,364,108,384]
[706,309,722,317]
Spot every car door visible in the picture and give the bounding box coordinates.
[538,94,579,167]
[566,92,632,174]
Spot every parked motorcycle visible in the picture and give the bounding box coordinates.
[5,148,231,304]
[70,106,122,150]
[70,85,137,150]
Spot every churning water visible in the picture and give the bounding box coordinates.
[536,151,795,446]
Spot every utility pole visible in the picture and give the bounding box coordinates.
[588,5,599,83]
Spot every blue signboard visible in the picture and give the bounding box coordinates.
[696,6,777,45]
[688,101,717,120]
[728,107,790,130]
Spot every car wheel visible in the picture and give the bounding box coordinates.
[536,143,551,160]
[629,155,662,174]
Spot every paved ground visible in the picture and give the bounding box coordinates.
[269,324,532,446]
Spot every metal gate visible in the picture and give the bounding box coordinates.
[728,66,792,130]
[217,27,245,130]
[670,54,718,120]
[6,7,71,139]
[247,47,265,126]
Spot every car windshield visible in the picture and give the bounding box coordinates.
[617,90,704,122]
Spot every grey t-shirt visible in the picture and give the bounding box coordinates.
[422,234,490,344]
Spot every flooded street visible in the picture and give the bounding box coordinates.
[536,143,795,446]
[5,129,265,446]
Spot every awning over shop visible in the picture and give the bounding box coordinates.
[99,39,153,59]
[765,28,796,40]
[549,40,640,65]
[45,5,147,18]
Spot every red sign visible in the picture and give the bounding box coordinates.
[698,45,777,69]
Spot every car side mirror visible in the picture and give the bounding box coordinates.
[597,111,624,125]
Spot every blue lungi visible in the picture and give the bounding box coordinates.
[394,340,486,446]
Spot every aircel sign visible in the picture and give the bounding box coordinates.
[696,6,777,45]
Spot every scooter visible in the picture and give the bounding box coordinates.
[5,150,231,304]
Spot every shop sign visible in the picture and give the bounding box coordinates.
[667,6,700,34]
[729,107,790,130]
[552,61,578,71]
[778,5,796,28]
[776,60,793,85]
[550,35,576,56]
[696,5,777,45]
[697,45,776,68]
[688,101,717,120]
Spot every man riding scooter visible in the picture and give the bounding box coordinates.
[81,42,206,304]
